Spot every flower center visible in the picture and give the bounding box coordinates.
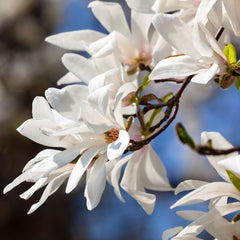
[104,128,119,144]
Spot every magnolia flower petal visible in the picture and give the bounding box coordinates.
[57,72,81,85]
[66,146,106,194]
[32,141,102,173]
[32,96,54,121]
[149,55,206,80]
[152,13,200,57]
[219,155,240,178]
[90,31,117,58]
[120,153,156,214]
[107,153,133,202]
[191,62,219,84]
[3,171,36,194]
[223,0,240,36]
[175,180,208,195]
[20,177,48,200]
[171,182,240,209]
[17,119,67,148]
[176,210,205,221]
[45,30,105,51]
[107,130,130,161]
[162,227,184,240]
[84,154,106,210]
[201,131,238,181]
[89,1,131,37]
[61,53,97,84]
[27,171,70,214]
[23,149,60,172]
[142,145,173,191]
[125,0,155,13]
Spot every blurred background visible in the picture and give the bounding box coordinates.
[1,0,240,239]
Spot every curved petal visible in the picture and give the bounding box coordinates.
[107,130,129,161]
[84,154,107,210]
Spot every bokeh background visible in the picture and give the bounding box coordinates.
[1,0,240,239]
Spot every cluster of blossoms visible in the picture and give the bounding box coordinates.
[4,0,240,238]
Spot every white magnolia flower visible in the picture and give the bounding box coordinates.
[167,132,240,238]
[4,84,131,213]
[149,13,229,85]
[46,1,172,73]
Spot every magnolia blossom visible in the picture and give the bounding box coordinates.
[3,83,131,213]
[166,132,240,239]
[149,12,229,85]
[46,1,172,73]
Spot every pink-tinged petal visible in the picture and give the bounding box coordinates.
[162,226,183,240]
[191,62,219,84]
[142,145,173,191]
[27,171,71,214]
[66,146,106,194]
[149,55,206,80]
[125,0,155,13]
[57,72,81,85]
[223,0,240,37]
[131,10,153,48]
[201,131,238,181]
[84,154,107,210]
[175,180,208,195]
[32,97,54,121]
[107,130,129,161]
[45,30,105,51]
[171,182,240,209]
[61,53,97,84]
[152,13,200,57]
[89,1,131,37]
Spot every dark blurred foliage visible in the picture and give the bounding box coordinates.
[0,1,78,239]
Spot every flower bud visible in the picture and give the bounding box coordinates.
[218,73,236,89]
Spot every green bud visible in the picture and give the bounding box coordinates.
[175,123,195,149]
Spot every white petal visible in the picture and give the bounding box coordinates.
[107,130,129,161]
[45,30,105,51]
[171,182,240,209]
[201,131,238,181]
[149,55,207,80]
[32,141,102,173]
[57,72,81,85]
[175,180,208,195]
[20,177,48,200]
[125,0,155,13]
[89,1,131,37]
[142,145,173,191]
[152,13,200,57]
[61,53,97,84]
[176,210,204,221]
[162,226,183,240]
[32,97,54,121]
[219,155,240,178]
[191,61,219,84]
[66,146,106,194]
[84,154,106,210]
[27,171,70,214]
[3,171,35,194]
